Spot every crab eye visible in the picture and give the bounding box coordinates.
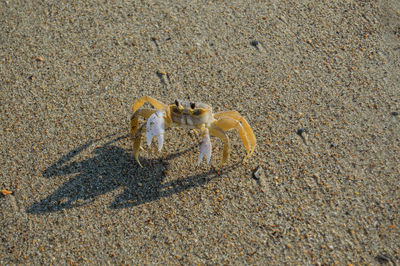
[190,102,196,109]
[175,100,179,107]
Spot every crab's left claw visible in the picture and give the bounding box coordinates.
[197,129,212,166]
[146,110,166,152]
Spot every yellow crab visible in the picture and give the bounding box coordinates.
[130,96,256,167]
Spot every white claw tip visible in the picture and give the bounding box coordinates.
[157,134,164,152]
[146,110,166,151]
[197,130,212,166]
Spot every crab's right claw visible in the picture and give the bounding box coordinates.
[146,110,166,152]
[197,129,212,166]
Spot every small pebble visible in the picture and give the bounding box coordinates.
[297,128,306,135]
[156,69,168,85]
[313,173,321,184]
[157,69,166,76]
[297,128,309,144]
[250,40,266,53]
[252,166,265,181]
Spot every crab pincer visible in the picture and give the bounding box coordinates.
[197,128,212,166]
[146,110,166,151]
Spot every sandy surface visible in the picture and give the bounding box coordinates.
[1,0,399,264]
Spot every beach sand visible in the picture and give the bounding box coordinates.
[1,0,399,264]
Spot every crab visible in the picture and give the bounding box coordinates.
[130,96,256,167]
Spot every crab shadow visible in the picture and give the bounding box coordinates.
[27,134,225,214]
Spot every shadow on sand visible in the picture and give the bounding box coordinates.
[27,134,223,214]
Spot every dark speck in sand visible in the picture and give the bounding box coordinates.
[250,40,259,47]
[375,254,393,264]
[297,128,306,135]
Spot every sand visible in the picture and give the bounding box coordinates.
[1,0,399,264]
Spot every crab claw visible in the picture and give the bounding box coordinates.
[146,110,166,151]
[197,129,212,166]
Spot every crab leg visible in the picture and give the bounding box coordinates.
[214,111,256,156]
[131,124,146,167]
[209,124,230,167]
[146,110,166,152]
[197,128,212,165]
[130,108,156,137]
[132,96,169,113]
[214,116,252,160]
